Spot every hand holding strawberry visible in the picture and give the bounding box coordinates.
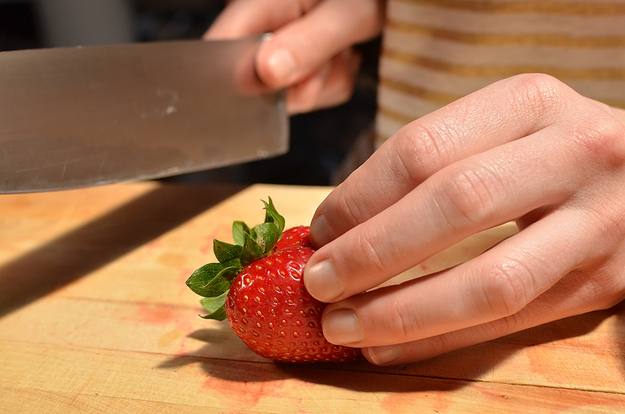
[186,198,362,363]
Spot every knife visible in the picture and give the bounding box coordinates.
[0,36,288,193]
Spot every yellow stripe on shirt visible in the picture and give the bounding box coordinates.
[386,19,625,48]
[393,0,625,16]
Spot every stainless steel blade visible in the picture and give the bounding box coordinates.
[0,37,288,193]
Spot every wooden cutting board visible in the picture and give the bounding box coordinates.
[1,182,624,413]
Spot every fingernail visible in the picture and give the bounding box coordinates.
[323,309,364,345]
[310,214,333,247]
[366,345,403,366]
[267,48,296,82]
[305,260,344,302]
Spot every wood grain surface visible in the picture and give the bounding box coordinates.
[1,182,624,413]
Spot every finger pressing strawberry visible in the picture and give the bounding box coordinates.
[186,198,362,363]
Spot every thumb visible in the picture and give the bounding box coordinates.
[255,0,384,88]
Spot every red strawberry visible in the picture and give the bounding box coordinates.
[274,225,311,251]
[186,198,361,363]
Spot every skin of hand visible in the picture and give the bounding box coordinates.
[204,0,385,114]
[303,73,625,366]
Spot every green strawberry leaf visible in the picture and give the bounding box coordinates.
[185,260,241,297]
[240,231,264,266]
[232,220,251,246]
[254,222,280,253]
[263,197,285,234]
[199,291,229,321]
[213,239,242,263]
[199,306,227,321]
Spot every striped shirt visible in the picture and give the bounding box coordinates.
[375,0,625,145]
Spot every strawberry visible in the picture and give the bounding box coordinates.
[186,198,362,363]
[274,225,311,251]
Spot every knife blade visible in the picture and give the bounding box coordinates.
[0,36,288,193]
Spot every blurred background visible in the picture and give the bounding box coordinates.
[0,0,379,186]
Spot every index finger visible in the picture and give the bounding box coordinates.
[309,74,569,247]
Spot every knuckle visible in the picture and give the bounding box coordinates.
[296,0,318,14]
[389,293,420,341]
[348,0,386,34]
[476,257,535,318]
[479,312,527,338]
[509,73,570,123]
[353,228,389,277]
[570,266,625,311]
[596,283,625,310]
[335,190,365,226]
[434,164,502,230]
[568,113,625,167]
[393,121,454,183]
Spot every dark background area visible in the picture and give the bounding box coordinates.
[0,0,379,186]
[0,1,40,51]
